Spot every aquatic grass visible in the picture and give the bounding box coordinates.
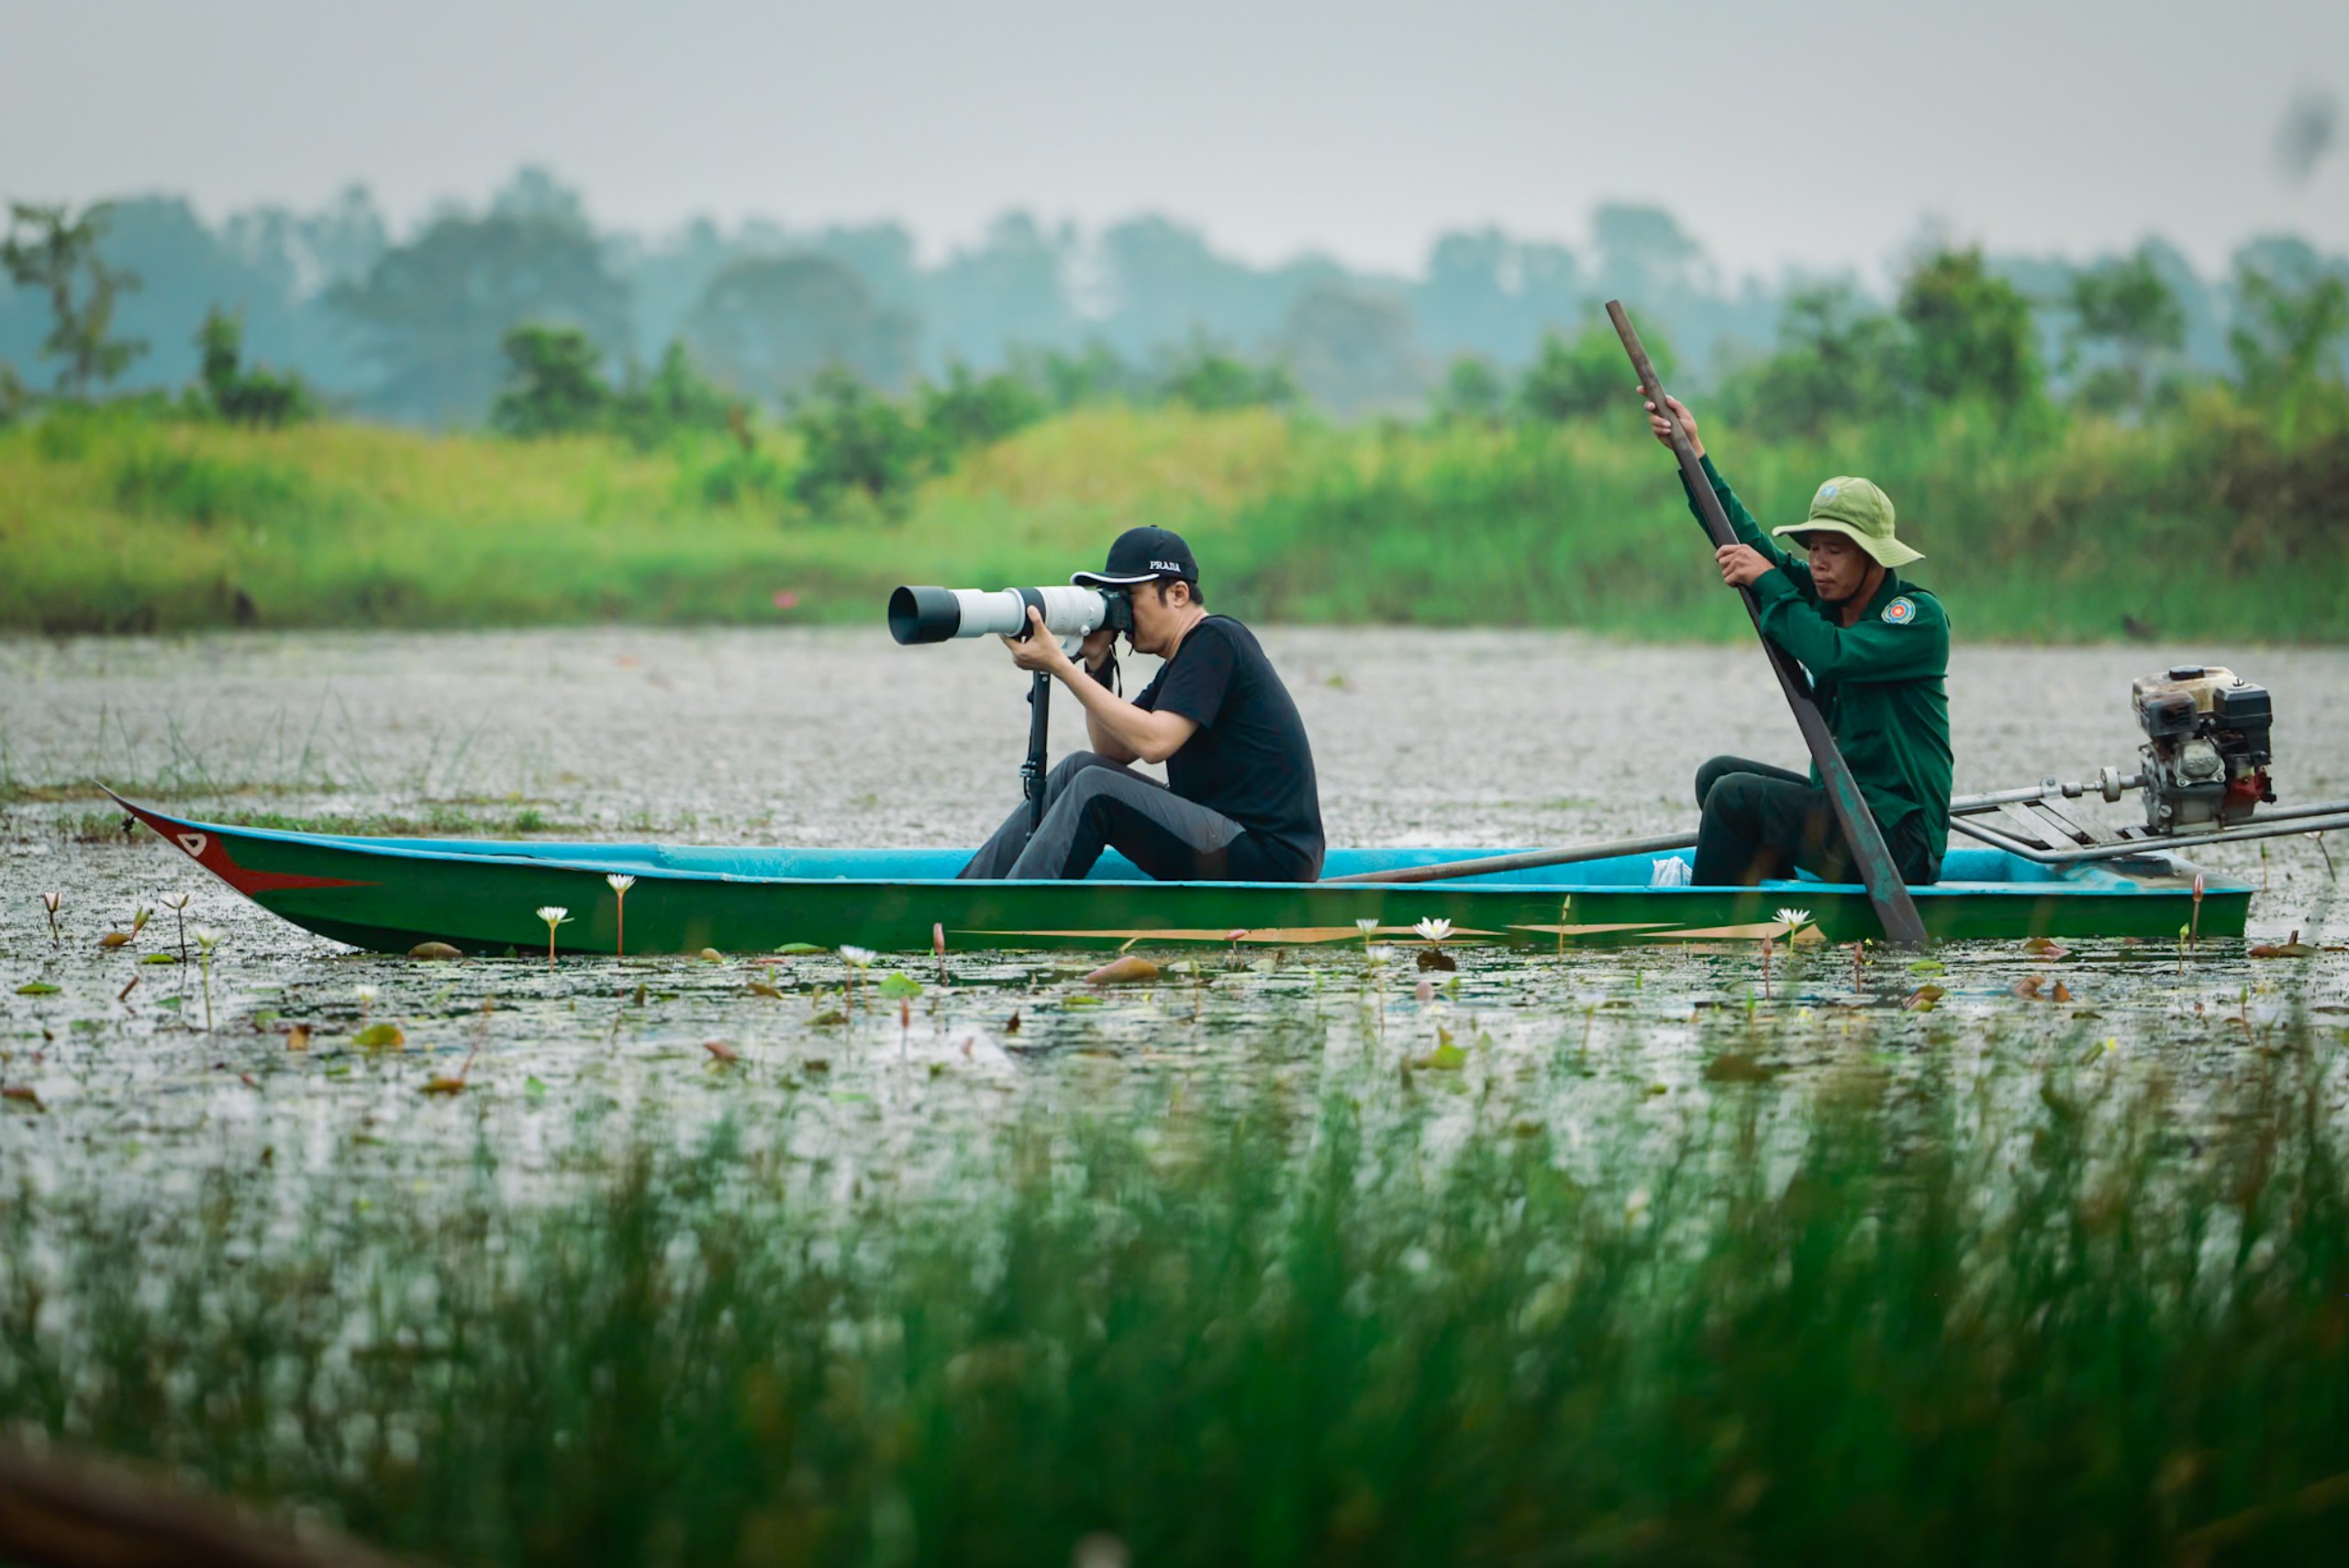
[1,1040,2345,1565]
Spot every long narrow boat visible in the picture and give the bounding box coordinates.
[111,793,2247,954]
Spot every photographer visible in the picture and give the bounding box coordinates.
[959,527,1325,883]
[1642,392,1952,887]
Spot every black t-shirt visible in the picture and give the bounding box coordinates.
[1134,617,1325,879]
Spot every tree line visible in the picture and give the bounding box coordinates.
[6,166,2346,430]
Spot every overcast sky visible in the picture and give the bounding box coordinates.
[5,0,2342,280]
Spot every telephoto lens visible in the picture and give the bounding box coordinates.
[888,585,1129,644]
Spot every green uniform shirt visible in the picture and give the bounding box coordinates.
[1684,456,1954,864]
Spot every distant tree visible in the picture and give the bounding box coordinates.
[195,307,313,426]
[0,358,25,424]
[684,254,916,402]
[1518,321,1671,424]
[918,361,1043,460]
[1016,339,1147,410]
[2228,254,2349,444]
[1721,284,1910,439]
[1154,334,1297,413]
[1897,247,2042,413]
[490,322,612,438]
[2,202,147,396]
[2064,249,2187,412]
[1430,354,1508,425]
[1280,284,1423,417]
[1590,204,1712,305]
[788,368,928,517]
[611,340,739,450]
[332,211,629,424]
[923,212,1081,367]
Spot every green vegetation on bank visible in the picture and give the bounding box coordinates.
[6,1043,2345,1565]
[4,235,2344,640]
[4,384,2343,640]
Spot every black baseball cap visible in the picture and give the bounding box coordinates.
[1072,526,1198,589]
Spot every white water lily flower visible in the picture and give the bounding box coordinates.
[193,927,225,951]
[353,985,377,1006]
[161,893,191,912]
[1354,917,1379,937]
[535,906,572,926]
[606,873,637,895]
[1775,907,1812,932]
[1414,917,1454,944]
[40,892,61,913]
[840,945,878,968]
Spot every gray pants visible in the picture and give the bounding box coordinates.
[960,751,1252,881]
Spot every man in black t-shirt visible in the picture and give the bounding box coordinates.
[958,526,1325,883]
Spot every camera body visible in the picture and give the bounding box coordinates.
[889,584,1133,646]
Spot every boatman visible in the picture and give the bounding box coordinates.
[1643,393,1952,887]
[959,525,1326,883]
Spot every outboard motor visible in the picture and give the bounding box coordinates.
[2132,665,2275,834]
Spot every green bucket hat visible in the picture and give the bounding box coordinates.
[1770,476,1921,568]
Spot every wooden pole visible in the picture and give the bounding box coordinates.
[1607,300,1929,945]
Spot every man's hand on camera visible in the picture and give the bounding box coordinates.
[1002,607,1076,675]
[1077,625,1118,676]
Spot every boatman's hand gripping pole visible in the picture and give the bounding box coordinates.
[1023,670,1052,833]
[1608,300,1931,947]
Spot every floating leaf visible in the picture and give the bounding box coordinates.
[2012,975,2045,1000]
[1703,1052,1774,1084]
[1062,995,1103,1008]
[1909,959,1947,974]
[98,930,133,949]
[408,941,463,961]
[1084,956,1159,987]
[879,972,925,999]
[1902,984,1945,1012]
[2248,931,2319,958]
[285,1024,312,1051]
[1412,1042,1467,1071]
[704,1040,740,1063]
[800,1057,831,1073]
[1005,1010,1021,1034]
[16,982,61,995]
[420,1075,466,1096]
[526,1075,548,1098]
[698,948,725,963]
[352,1022,406,1049]
[809,1010,848,1028]
[747,980,784,999]
[2022,936,2070,958]
[4,1085,43,1111]
[774,942,825,955]
[140,952,180,965]
[1416,949,1458,972]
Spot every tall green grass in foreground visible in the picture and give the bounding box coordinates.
[5,1040,2345,1565]
[4,391,2343,639]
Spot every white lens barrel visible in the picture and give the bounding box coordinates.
[888,584,1113,642]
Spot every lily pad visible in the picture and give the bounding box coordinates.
[352,1022,406,1049]
[774,942,825,956]
[408,941,464,961]
[15,982,61,995]
[1083,956,1159,987]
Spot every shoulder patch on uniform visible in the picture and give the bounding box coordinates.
[1880,595,1917,625]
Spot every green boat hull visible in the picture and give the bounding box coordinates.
[113,795,2249,956]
